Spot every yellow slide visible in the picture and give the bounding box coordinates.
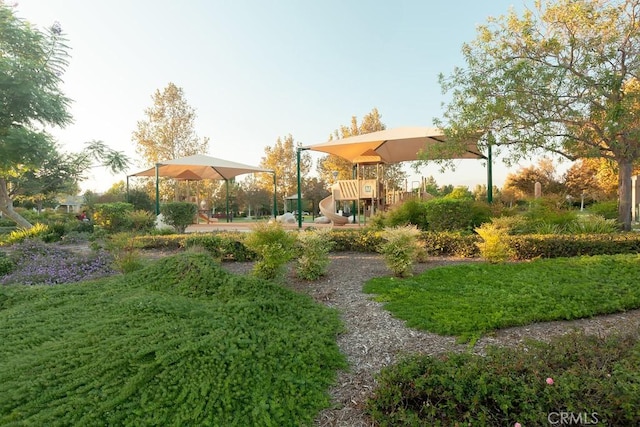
[319,195,349,226]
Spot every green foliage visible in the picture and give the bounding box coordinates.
[244,221,297,280]
[510,233,640,259]
[380,198,429,230]
[329,229,384,252]
[364,254,640,342]
[367,331,640,426]
[566,214,619,234]
[184,233,255,262]
[295,228,334,280]
[93,202,134,233]
[127,189,155,212]
[378,226,424,277]
[105,232,144,273]
[424,198,490,232]
[419,231,480,257]
[160,202,198,233]
[587,200,619,219]
[126,209,156,233]
[2,223,50,245]
[0,252,14,276]
[0,252,345,425]
[475,222,514,263]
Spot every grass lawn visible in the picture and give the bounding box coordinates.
[364,254,640,342]
[0,253,345,426]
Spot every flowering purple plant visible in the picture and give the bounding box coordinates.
[1,239,115,285]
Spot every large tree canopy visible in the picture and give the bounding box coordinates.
[132,82,209,165]
[436,0,640,230]
[0,4,130,227]
[0,3,72,227]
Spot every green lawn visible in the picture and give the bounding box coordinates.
[0,253,345,426]
[364,254,640,342]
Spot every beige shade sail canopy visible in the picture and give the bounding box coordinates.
[128,154,275,218]
[303,126,486,164]
[129,154,273,180]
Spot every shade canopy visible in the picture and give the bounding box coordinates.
[304,126,485,164]
[129,154,273,180]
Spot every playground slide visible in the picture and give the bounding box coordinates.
[198,212,212,224]
[319,195,349,226]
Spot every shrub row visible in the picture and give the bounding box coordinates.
[127,229,640,261]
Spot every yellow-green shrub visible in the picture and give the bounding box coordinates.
[379,225,424,277]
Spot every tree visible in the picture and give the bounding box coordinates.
[437,0,640,230]
[503,158,566,199]
[0,6,129,227]
[132,82,209,164]
[302,177,330,217]
[564,158,624,203]
[259,134,311,212]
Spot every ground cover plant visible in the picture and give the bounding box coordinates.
[367,331,640,425]
[364,254,640,343]
[0,239,115,285]
[0,253,345,426]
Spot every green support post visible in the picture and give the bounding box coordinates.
[272,173,277,219]
[225,179,230,222]
[155,163,160,215]
[296,147,309,228]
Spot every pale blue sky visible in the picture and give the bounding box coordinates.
[14,0,540,192]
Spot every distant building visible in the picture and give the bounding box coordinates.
[56,195,84,213]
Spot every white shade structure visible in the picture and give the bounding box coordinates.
[128,154,275,219]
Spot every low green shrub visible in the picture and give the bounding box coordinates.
[0,252,14,276]
[475,222,514,263]
[587,200,618,219]
[184,233,255,262]
[567,214,619,234]
[419,231,479,257]
[295,228,334,280]
[93,202,134,233]
[133,234,185,250]
[367,331,640,426]
[244,221,297,280]
[378,225,424,277]
[105,232,144,273]
[3,223,50,245]
[383,198,429,230]
[424,198,490,232]
[510,233,640,259]
[329,229,384,252]
[160,202,198,233]
[126,209,156,233]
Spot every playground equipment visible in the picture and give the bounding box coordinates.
[319,179,383,226]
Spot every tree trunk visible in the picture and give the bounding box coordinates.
[0,178,33,229]
[617,158,633,231]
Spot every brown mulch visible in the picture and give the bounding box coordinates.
[219,251,640,427]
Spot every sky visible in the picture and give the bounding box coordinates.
[12,0,552,193]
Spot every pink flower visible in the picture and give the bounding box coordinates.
[546,377,554,385]
[515,423,522,427]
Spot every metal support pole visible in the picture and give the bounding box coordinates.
[155,163,160,215]
[272,173,277,219]
[296,147,309,228]
[486,135,494,203]
[352,164,357,223]
[225,179,230,223]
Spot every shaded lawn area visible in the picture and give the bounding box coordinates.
[364,254,640,342]
[0,253,345,426]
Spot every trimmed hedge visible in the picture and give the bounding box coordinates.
[130,229,640,261]
[509,233,640,260]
